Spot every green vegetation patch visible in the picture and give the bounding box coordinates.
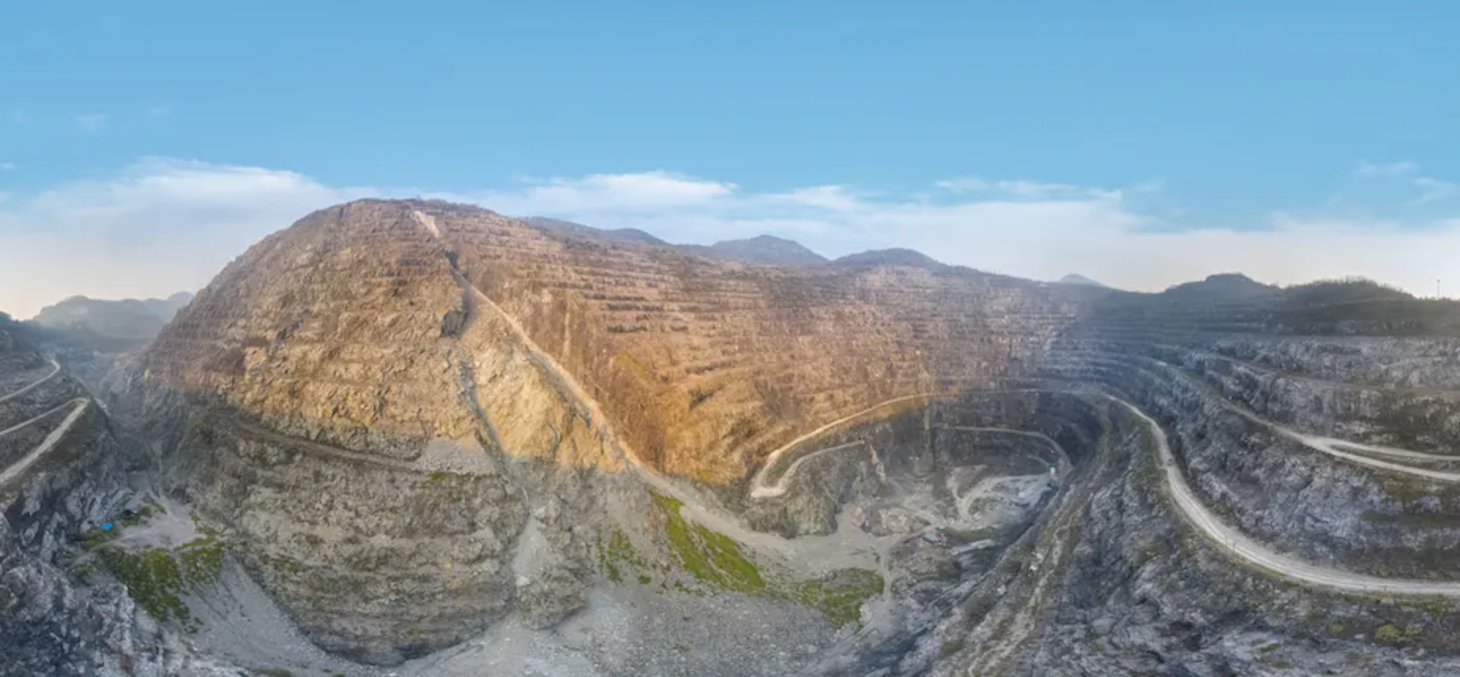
[98,547,193,625]
[1381,479,1431,504]
[597,528,652,585]
[80,527,118,551]
[177,529,226,583]
[793,568,885,628]
[651,492,765,593]
[94,527,226,631]
[1374,623,1424,644]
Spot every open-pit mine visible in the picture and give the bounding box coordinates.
[6,199,1460,676]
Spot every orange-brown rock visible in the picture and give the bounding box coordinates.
[139,199,1082,484]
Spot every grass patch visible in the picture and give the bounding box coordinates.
[98,547,193,625]
[793,568,885,628]
[177,531,226,583]
[1361,510,1460,529]
[79,527,117,551]
[940,638,966,658]
[597,528,651,585]
[651,492,764,594]
[1374,623,1423,644]
[94,526,226,633]
[1380,479,1431,504]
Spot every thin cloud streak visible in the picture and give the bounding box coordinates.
[75,113,109,134]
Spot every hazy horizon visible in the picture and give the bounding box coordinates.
[3,1,1456,317]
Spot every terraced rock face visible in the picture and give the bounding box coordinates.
[96,198,1460,674]
[108,199,1090,664]
[134,199,1084,483]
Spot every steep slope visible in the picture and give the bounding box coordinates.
[0,313,237,675]
[89,198,1460,675]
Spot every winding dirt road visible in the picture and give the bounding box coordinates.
[747,393,953,499]
[751,426,1068,500]
[1117,396,1460,596]
[0,398,90,487]
[0,358,60,404]
[1060,349,1460,482]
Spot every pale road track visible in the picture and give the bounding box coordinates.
[0,397,85,438]
[1074,338,1460,399]
[749,440,866,499]
[0,398,90,487]
[1226,405,1460,482]
[0,358,61,404]
[750,426,1068,500]
[747,392,953,499]
[1115,396,1460,597]
[1058,349,1460,481]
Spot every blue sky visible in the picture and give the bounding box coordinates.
[2,0,1458,316]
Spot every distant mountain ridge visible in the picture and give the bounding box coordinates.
[1057,273,1108,288]
[29,292,194,351]
[521,216,829,266]
[520,216,667,246]
[682,235,828,266]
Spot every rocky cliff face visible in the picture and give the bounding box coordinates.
[56,198,1460,675]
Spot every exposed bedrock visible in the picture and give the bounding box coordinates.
[1039,344,1460,581]
[742,391,1100,539]
[64,199,1460,672]
[923,393,1460,677]
[1,319,240,675]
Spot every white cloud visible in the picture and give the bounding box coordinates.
[936,177,1119,201]
[75,113,109,134]
[147,105,173,117]
[769,185,864,212]
[1353,160,1458,205]
[0,158,377,317]
[1414,177,1460,204]
[479,171,735,215]
[0,162,14,171]
[4,159,1459,318]
[1353,160,1419,177]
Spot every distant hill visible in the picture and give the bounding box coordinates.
[833,248,946,271]
[30,292,194,351]
[1160,273,1281,303]
[681,235,829,267]
[521,216,667,245]
[1056,273,1109,288]
[521,216,829,267]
